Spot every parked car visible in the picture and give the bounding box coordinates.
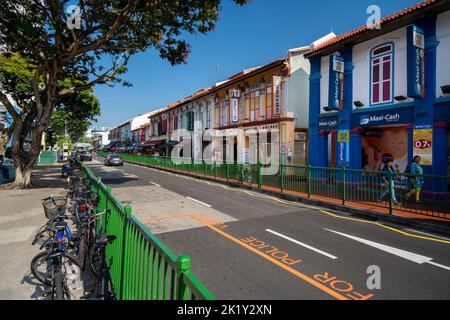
[73,151,92,161]
[104,154,124,166]
[80,151,93,161]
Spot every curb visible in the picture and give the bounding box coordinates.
[120,158,450,238]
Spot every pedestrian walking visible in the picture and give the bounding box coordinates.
[406,156,424,204]
[378,158,400,206]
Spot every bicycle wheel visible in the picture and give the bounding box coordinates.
[52,268,65,300]
[88,243,102,276]
[31,251,81,286]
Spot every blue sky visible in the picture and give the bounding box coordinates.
[94,0,421,127]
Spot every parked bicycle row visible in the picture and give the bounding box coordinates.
[30,160,116,300]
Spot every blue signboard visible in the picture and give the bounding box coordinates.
[337,130,350,166]
[407,25,425,98]
[351,107,413,128]
[328,54,345,111]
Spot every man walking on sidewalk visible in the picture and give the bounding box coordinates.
[378,158,400,206]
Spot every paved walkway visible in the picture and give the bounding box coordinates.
[87,161,237,235]
[0,166,89,300]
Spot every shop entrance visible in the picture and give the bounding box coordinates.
[361,126,408,173]
[328,132,336,168]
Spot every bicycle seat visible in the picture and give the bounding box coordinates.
[97,235,116,245]
[51,222,67,232]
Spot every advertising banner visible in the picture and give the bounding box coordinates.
[273,76,282,117]
[407,25,425,98]
[413,128,433,166]
[337,130,350,166]
[328,54,345,111]
[362,127,408,172]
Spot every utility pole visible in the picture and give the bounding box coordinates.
[64,120,68,142]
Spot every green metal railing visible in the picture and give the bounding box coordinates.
[99,152,450,220]
[79,161,215,300]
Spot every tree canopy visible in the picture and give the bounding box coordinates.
[0,0,248,188]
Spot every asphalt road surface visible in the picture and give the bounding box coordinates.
[89,158,450,300]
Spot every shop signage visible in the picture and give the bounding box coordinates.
[295,132,307,141]
[273,76,282,117]
[243,123,279,132]
[230,98,239,123]
[318,118,338,130]
[229,89,241,99]
[338,130,350,143]
[337,130,350,166]
[353,107,412,128]
[407,25,425,98]
[328,54,345,111]
[413,127,432,166]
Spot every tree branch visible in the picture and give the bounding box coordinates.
[0,90,20,123]
[57,53,129,98]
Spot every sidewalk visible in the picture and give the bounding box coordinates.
[0,166,77,300]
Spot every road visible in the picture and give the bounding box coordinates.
[88,158,450,300]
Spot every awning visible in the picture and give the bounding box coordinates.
[163,141,179,148]
[141,140,165,147]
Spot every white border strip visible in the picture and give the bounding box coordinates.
[266,229,338,260]
[186,197,212,208]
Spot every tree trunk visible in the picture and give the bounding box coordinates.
[7,119,44,189]
[9,164,34,189]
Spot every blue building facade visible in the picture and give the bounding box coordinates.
[306,0,450,178]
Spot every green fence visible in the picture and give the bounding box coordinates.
[36,151,58,165]
[79,161,215,300]
[99,152,450,221]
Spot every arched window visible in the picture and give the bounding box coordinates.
[370,43,394,105]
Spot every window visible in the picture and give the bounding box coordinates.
[249,84,260,121]
[370,43,394,105]
[199,108,204,131]
[219,99,229,127]
[266,80,272,120]
[243,93,249,120]
[259,88,265,118]
[187,111,194,131]
[206,106,212,129]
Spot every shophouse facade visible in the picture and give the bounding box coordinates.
[207,48,312,165]
[306,0,450,177]
[143,43,315,164]
[108,119,132,145]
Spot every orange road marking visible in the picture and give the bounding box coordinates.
[189,215,350,300]
[139,213,371,300]
[140,215,193,224]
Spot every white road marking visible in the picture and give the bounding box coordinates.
[266,229,338,260]
[426,261,450,271]
[326,229,450,271]
[186,197,212,208]
[150,182,161,187]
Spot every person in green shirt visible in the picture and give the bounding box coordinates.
[406,156,424,204]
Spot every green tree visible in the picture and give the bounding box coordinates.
[0,0,247,188]
[46,89,101,148]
